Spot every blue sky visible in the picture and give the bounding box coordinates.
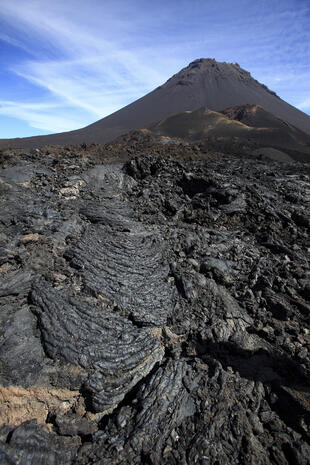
[0,0,309,138]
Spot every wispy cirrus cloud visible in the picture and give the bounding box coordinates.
[0,0,184,135]
[0,100,90,132]
[13,54,168,116]
[297,98,310,111]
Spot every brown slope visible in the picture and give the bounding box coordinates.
[148,105,310,161]
[1,58,310,148]
[222,104,292,129]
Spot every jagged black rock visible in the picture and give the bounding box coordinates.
[0,144,310,465]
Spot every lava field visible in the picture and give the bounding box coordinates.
[0,144,310,465]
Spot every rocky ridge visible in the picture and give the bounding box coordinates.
[0,143,310,464]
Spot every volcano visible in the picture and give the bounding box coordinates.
[1,58,310,148]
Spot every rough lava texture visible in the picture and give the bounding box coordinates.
[0,142,310,464]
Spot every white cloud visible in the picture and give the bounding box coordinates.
[0,100,89,132]
[297,98,310,111]
[12,54,167,118]
[0,0,181,133]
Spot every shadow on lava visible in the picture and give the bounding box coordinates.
[199,340,310,441]
[199,340,309,387]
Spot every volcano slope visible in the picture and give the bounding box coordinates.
[0,143,310,465]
